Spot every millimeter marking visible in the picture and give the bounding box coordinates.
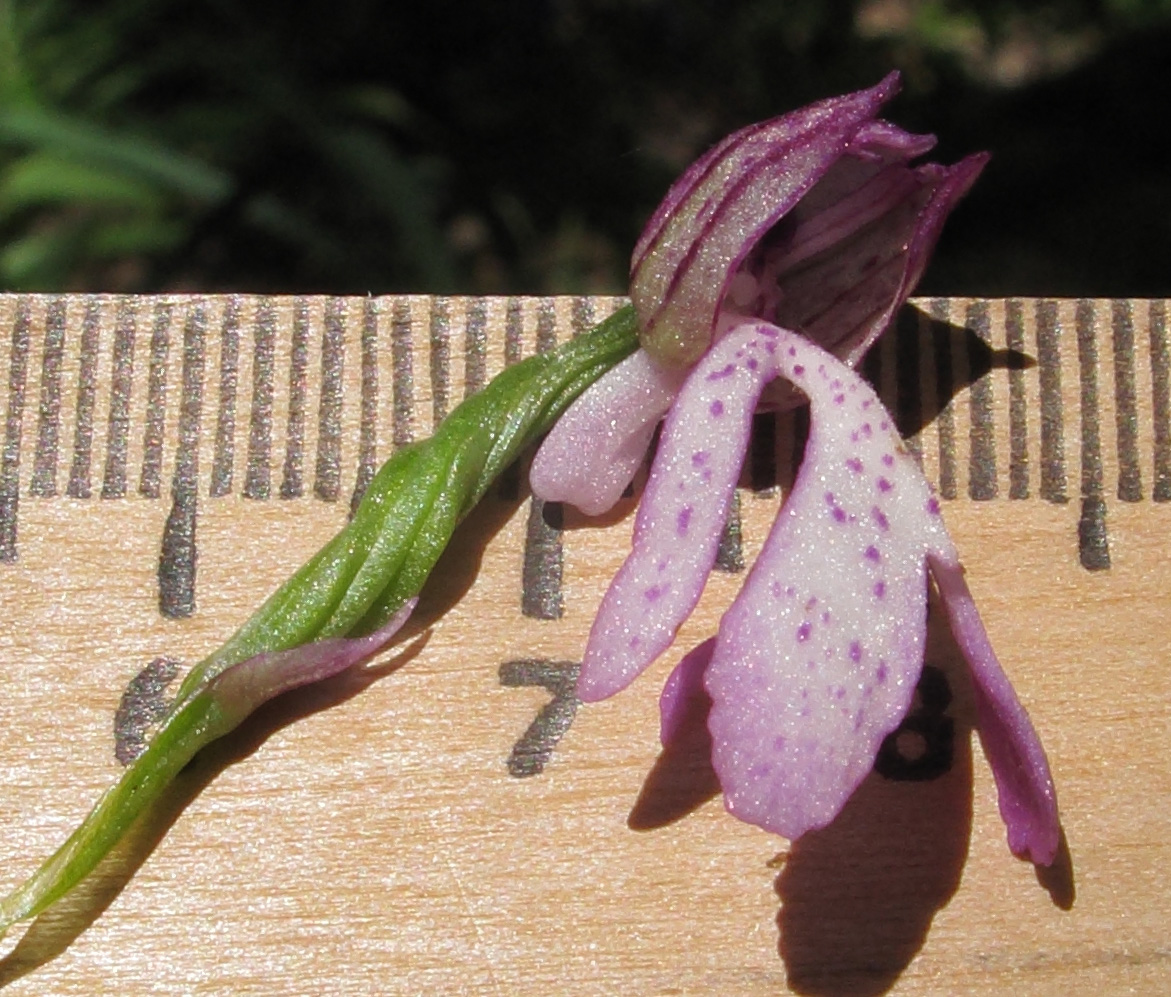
[1,295,1167,612]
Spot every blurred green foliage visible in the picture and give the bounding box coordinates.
[1,0,1169,295]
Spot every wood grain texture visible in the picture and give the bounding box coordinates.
[0,294,1168,995]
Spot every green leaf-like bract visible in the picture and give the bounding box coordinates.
[0,305,638,935]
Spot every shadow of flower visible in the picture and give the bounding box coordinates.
[775,727,973,996]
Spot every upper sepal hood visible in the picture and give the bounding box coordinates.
[630,71,986,371]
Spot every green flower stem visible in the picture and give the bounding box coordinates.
[0,305,638,937]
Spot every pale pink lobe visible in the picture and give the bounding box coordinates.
[705,321,934,839]
[576,323,784,702]
[210,599,417,724]
[530,349,685,516]
[927,547,1060,865]
[659,636,716,746]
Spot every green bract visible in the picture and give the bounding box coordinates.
[0,304,638,938]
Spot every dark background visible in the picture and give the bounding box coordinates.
[1,0,1168,298]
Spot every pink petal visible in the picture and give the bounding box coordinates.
[705,322,934,839]
[850,119,939,160]
[659,636,717,747]
[776,153,989,369]
[530,349,685,516]
[630,73,902,366]
[630,74,902,276]
[927,549,1060,865]
[577,322,784,702]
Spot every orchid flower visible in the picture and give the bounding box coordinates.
[531,73,1060,865]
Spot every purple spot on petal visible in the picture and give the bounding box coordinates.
[846,457,863,473]
[804,595,818,610]
[872,507,889,531]
[702,469,712,482]
[786,586,797,598]
[706,363,736,381]
[677,505,692,534]
[770,581,783,598]
[832,508,847,523]
[765,341,776,353]
[882,453,895,467]
[710,399,724,417]
[824,491,835,505]
[796,622,812,642]
[876,661,888,683]
[880,420,890,431]
[821,611,831,624]
[793,364,804,376]
[773,736,787,752]
[692,451,709,466]
[927,497,941,515]
[864,545,880,563]
[832,379,842,390]
[834,686,846,700]
[877,477,893,492]
[849,641,862,662]
[861,423,873,438]
[645,584,665,602]
[833,393,845,405]
[630,636,641,649]
[874,580,886,599]
[788,346,797,357]
[657,559,668,572]
[862,399,873,410]
[747,357,758,370]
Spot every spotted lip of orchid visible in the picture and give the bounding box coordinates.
[531,73,1060,866]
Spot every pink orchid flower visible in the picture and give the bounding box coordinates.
[531,73,1059,865]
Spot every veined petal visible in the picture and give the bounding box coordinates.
[927,548,1060,865]
[631,73,902,368]
[577,322,785,702]
[849,119,938,160]
[705,321,933,839]
[776,153,988,369]
[530,348,685,516]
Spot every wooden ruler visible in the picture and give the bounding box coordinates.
[0,294,1167,995]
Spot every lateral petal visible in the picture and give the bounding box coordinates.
[577,322,784,701]
[530,348,684,516]
[928,548,1061,865]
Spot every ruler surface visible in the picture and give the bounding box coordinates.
[0,294,1168,995]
